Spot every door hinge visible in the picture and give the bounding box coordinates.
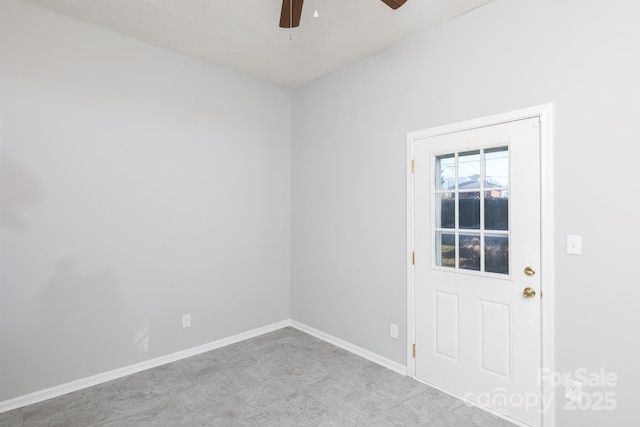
[412,252,415,265]
[411,159,415,173]
[412,343,416,358]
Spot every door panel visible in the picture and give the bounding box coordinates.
[413,118,541,426]
[434,291,459,361]
[479,299,511,379]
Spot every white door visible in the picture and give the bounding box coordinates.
[413,118,541,426]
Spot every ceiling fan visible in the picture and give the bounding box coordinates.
[279,0,407,28]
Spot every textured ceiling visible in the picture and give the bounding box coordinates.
[20,0,494,88]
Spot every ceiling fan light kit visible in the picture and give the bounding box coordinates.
[279,0,407,29]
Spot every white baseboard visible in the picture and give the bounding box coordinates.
[0,320,290,413]
[1,318,408,413]
[290,320,407,376]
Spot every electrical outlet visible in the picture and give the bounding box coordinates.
[565,378,582,402]
[182,314,191,329]
[390,323,399,340]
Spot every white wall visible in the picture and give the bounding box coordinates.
[291,0,640,425]
[0,0,291,401]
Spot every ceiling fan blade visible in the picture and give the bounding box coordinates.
[279,0,304,28]
[381,0,407,10]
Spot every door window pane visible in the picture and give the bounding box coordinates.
[485,148,509,188]
[459,192,480,229]
[436,193,455,228]
[437,155,456,191]
[485,235,509,274]
[484,190,508,230]
[459,234,481,271]
[436,232,456,268]
[458,151,480,189]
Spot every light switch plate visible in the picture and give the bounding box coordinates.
[567,235,582,255]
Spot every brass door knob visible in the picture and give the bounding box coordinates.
[523,287,536,298]
[524,266,536,276]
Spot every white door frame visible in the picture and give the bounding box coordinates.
[406,104,555,427]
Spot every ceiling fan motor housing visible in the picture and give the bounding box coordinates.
[279,0,407,28]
